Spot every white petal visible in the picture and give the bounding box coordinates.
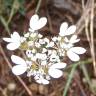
[12,65,27,75]
[41,61,47,65]
[50,63,67,69]
[36,79,42,84]
[67,50,80,61]
[64,37,69,42]
[20,37,26,43]
[29,28,34,32]
[52,37,58,41]
[48,68,63,78]
[24,33,30,37]
[44,38,49,43]
[12,32,20,42]
[47,42,54,47]
[38,34,43,38]
[36,78,49,84]
[7,43,20,50]
[65,25,76,35]
[59,22,68,36]
[35,75,49,84]
[42,48,47,53]
[70,47,86,54]
[36,53,47,60]
[11,55,26,65]
[70,35,77,41]
[37,17,47,30]
[41,79,49,84]
[3,38,12,42]
[29,14,39,31]
[70,35,80,43]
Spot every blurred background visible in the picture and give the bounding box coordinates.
[0,0,96,96]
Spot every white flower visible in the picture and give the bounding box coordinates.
[64,35,80,44]
[34,75,49,84]
[59,22,76,36]
[11,55,27,75]
[42,48,47,53]
[46,41,54,48]
[38,34,43,38]
[41,60,47,65]
[28,41,34,46]
[60,42,73,49]
[3,32,25,50]
[32,68,50,84]
[48,63,66,78]
[50,53,60,62]
[30,33,37,38]
[52,37,58,42]
[24,33,30,38]
[67,47,86,61]
[39,38,54,48]
[39,38,49,45]
[26,50,37,61]
[29,14,47,32]
[35,42,41,48]
[36,53,47,60]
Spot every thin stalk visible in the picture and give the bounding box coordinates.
[63,63,77,96]
[35,0,42,14]
[0,44,33,96]
[0,16,10,35]
[81,64,94,92]
[90,0,96,76]
[63,59,91,96]
[7,0,17,24]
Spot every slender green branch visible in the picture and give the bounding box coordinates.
[63,59,92,96]
[0,15,10,35]
[7,0,17,24]
[35,0,42,14]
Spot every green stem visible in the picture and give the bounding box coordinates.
[63,59,92,96]
[0,15,10,35]
[7,0,18,24]
[81,64,94,93]
[35,0,42,14]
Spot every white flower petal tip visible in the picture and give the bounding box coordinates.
[11,55,26,65]
[35,75,49,84]
[65,25,76,35]
[11,55,27,75]
[70,35,80,43]
[12,65,27,75]
[51,63,67,69]
[36,79,49,85]
[29,14,47,32]
[7,43,20,50]
[70,47,86,54]
[3,38,12,42]
[67,47,86,62]
[3,32,21,50]
[48,63,66,78]
[59,22,68,36]
[48,68,63,78]
[59,22,76,36]
[67,50,80,61]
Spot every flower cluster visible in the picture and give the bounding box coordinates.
[3,14,86,84]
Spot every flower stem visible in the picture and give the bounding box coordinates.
[35,0,42,14]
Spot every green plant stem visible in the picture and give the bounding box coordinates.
[63,59,92,96]
[81,64,95,93]
[7,0,16,24]
[63,63,77,96]
[66,58,92,70]
[35,0,42,14]
[0,15,10,35]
